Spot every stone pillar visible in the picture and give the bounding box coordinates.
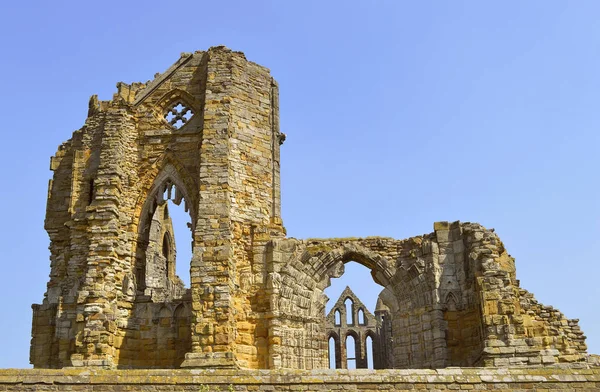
[183,48,237,368]
[266,240,284,369]
[70,105,137,368]
[356,333,367,369]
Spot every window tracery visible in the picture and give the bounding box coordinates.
[164,102,194,129]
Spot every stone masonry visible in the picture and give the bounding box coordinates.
[3,367,600,391]
[325,287,383,369]
[31,46,593,372]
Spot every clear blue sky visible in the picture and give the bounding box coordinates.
[0,1,598,368]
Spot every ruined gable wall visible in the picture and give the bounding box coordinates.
[325,288,379,369]
[38,47,283,369]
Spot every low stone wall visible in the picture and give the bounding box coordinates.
[1,367,599,391]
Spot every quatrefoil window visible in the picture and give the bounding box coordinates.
[165,102,194,129]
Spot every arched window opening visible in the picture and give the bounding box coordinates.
[328,336,336,369]
[366,335,374,369]
[346,335,356,369]
[139,174,193,301]
[334,309,341,326]
[358,308,365,325]
[323,261,386,369]
[162,184,191,288]
[345,298,354,325]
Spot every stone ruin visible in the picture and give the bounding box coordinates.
[31,46,592,371]
[325,287,386,369]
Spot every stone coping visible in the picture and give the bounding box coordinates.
[1,367,599,385]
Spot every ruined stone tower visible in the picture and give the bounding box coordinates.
[32,47,285,369]
[31,47,589,371]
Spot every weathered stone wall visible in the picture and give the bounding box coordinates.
[265,234,452,369]
[2,368,600,391]
[117,299,191,368]
[32,46,284,370]
[32,46,591,371]
[262,221,587,370]
[460,223,588,367]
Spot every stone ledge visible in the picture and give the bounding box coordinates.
[0,367,599,386]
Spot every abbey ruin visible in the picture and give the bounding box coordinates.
[21,46,600,391]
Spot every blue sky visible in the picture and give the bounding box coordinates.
[0,1,599,368]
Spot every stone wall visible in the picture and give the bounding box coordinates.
[460,223,588,367]
[32,46,284,369]
[325,287,380,369]
[262,221,587,370]
[117,299,191,368]
[31,46,591,371]
[2,368,600,391]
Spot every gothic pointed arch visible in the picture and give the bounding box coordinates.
[445,292,459,311]
[140,164,195,222]
[132,157,197,299]
[133,152,198,234]
[299,243,396,290]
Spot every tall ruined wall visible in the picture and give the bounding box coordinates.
[32,46,283,370]
[260,221,588,370]
[461,223,588,366]
[32,90,140,368]
[32,47,590,371]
